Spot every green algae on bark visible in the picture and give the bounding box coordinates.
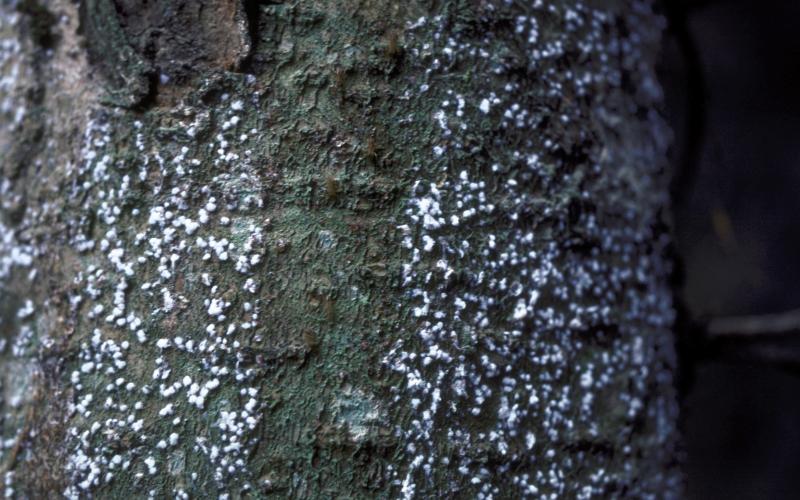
[0,0,680,498]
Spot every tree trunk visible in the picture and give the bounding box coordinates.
[0,0,681,498]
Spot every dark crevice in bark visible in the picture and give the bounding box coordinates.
[16,0,57,50]
[238,0,273,76]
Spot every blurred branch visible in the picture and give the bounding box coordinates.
[708,309,800,338]
[700,309,800,372]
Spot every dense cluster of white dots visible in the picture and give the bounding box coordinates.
[387,1,679,498]
[0,8,41,496]
[0,1,682,497]
[0,7,26,133]
[54,89,271,497]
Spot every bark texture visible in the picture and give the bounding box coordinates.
[0,0,680,498]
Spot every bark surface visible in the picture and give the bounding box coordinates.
[0,0,680,498]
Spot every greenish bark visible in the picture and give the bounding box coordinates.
[0,0,680,498]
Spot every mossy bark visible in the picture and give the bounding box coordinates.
[0,0,681,498]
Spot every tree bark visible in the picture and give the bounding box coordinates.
[0,0,681,498]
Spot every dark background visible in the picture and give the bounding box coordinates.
[659,0,800,498]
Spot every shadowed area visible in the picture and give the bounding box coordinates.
[661,0,800,497]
